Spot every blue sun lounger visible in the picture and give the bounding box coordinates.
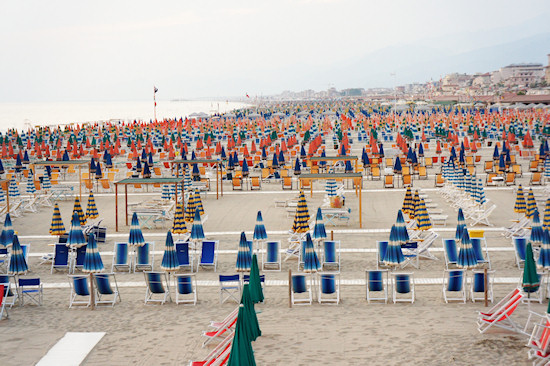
[199,241,218,271]
[175,241,193,272]
[291,274,312,305]
[318,273,340,304]
[442,269,466,303]
[93,273,121,307]
[68,275,91,308]
[391,272,415,303]
[174,274,197,305]
[366,269,388,303]
[112,242,131,272]
[51,244,70,273]
[144,271,171,304]
[262,241,281,271]
[135,242,154,272]
[443,239,458,269]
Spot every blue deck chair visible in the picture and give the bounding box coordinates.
[318,273,340,304]
[0,274,17,308]
[73,245,87,272]
[175,240,193,272]
[366,269,388,303]
[219,274,241,304]
[0,247,8,272]
[377,241,389,269]
[322,240,340,271]
[262,241,281,271]
[175,274,197,305]
[68,275,91,308]
[112,242,130,272]
[442,270,466,303]
[297,240,307,270]
[291,274,312,305]
[93,273,121,307]
[443,239,458,269]
[144,271,171,304]
[471,238,490,268]
[391,272,415,303]
[135,242,154,272]
[470,270,494,303]
[18,277,43,306]
[51,243,69,273]
[513,237,527,269]
[199,240,218,271]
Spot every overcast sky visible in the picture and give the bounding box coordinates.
[1,0,549,102]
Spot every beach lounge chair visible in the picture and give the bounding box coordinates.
[18,277,43,306]
[202,309,238,347]
[0,247,7,272]
[175,240,193,272]
[0,275,17,308]
[470,270,494,303]
[199,240,218,271]
[219,274,241,304]
[231,177,242,190]
[93,273,121,307]
[51,243,70,273]
[250,176,261,190]
[191,330,233,365]
[402,174,413,187]
[527,318,550,365]
[366,269,389,303]
[503,217,530,238]
[469,204,497,226]
[282,176,293,190]
[400,241,419,269]
[321,240,340,271]
[68,275,92,309]
[377,240,390,269]
[262,241,281,271]
[144,271,171,305]
[384,175,394,188]
[477,288,525,334]
[134,242,154,272]
[513,237,528,269]
[318,272,340,305]
[391,272,415,303]
[112,242,131,272]
[435,173,444,187]
[504,172,516,186]
[291,274,312,305]
[72,245,87,273]
[531,172,543,186]
[442,270,466,303]
[175,274,197,305]
[0,285,8,319]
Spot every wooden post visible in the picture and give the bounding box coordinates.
[125,184,128,227]
[484,268,488,307]
[78,165,82,201]
[359,180,363,228]
[90,273,95,310]
[331,230,334,241]
[115,183,118,232]
[288,269,292,308]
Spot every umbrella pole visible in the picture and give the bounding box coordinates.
[288,269,292,308]
[484,268,488,307]
[90,273,95,310]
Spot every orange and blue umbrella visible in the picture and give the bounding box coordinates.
[401,186,413,216]
[236,232,253,272]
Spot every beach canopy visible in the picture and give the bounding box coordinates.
[8,234,28,275]
[128,212,145,247]
[302,233,320,272]
[236,232,253,272]
[0,213,14,247]
[82,233,104,273]
[49,203,66,236]
[291,190,310,234]
[160,231,180,272]
[253,211,267,241]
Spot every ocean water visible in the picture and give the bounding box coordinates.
[0,100,250,131]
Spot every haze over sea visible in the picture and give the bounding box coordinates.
[0,100,249,132]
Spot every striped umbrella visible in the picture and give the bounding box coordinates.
[183,169,192,192]
[409,190,420,220]
[526,188,537,219]
[291,190,310,234]
[161,184,171,200]
[383,225,405,266]
[530,209,544,244]
[73,197,86,226]
[41,173,51,190]
[312,207,327,241]
[26,171,36,195]
[0,185,5,204]
[302,233,320,273]
[190,209,205,242]
[457,227,477,269]
[161,231,179,276]
[401,186,413,216]
[82,233,104,273]
[395,209,409,242]
[537,229,550,270]
[455,208,466,241]
[543,198,550,231]
[85,192,99,220]
[415,198,432,231]
[253,211,268,241]
[49,203,66,236]
[8,178,19,198]
[545,157,550,180]
[8,234,28,275]
[67,211,87,249]
[236,232,253,272]
[0,213,14,247]
[129,212,145,247]
[193,190,205,216]
[184,190,198,222]
[514,185,526,215]
[476,178,486,206]
[326,179,337,197]
[171,202,188,234]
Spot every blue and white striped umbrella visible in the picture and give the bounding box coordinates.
[8,234,28,275]
[190,209,205,242]
[455,208,466,240]
[530,209,544,244]
[26,171,36,195]
[128,212,145,247]
[0,213,14,247]
[8,178,19,198]
[395,209,409,242]
[476,178,486,206]
[312,207,327,241]
[0,186,5,204]
[302,233,320,273]
[67,211,87,249]
[326,179,337,197]
[236,232,252,272]
[253,211,268,241]
[82,233,104,273]
[160,231,179,272]
[537,229,550,270]
[41,173,51,190]
[545,157,550,180]
[457,227,477,269]
[383,225,405,266]
[184,169,192,192]
[161,184,171,200]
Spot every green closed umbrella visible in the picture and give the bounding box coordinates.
[240,283,261,341]
[248,254,264,304]
[523,243,540,304]
[227,305,257,366]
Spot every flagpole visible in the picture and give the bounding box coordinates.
[153,86,157,122]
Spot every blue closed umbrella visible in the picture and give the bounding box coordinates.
[8,234,28,275]
[340,144,346,156]
[294,157,301,175]
[105,152,113,168]
[493,145,499,160]
[190,209,205,242]
[129,212,145,247]
[302,233,320,272]
[498,154,505,172]
[344,160,353,173]
[253,211,267,242]
[537,229,550,270]
[161,231,179,272]
[95,161,103,179]
[278,150,285,167]
[383,225,404,266]
[395,210,409,242]
[361,148,370,167]
[67,211,87,249]
[312,207,327,241]
[530,209,544,244]
[82,233,104,273]
[242,158,249,177]
[393,157,402,174]
[271,153,278,168]
[0,213,14,247]
[455,208,466,240]
[457,227,477,268]
[236,232,252,272]
[319,149,327,169]
[418,143,424,157]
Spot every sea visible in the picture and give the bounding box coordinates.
[0,100,250,132]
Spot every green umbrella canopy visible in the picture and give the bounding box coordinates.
[523,242,540,294]
[240,284,261,342]
[248,254,264,304]
[227,305,257,366]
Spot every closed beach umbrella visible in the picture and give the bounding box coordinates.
[73,197,86,226]
[514,185,526,215]
[253,211,267,242]
[344,160,353,173]
[395,209,409,242]
[95,161,103,179]
[302,233,320,272]
[8,235,28,275]
[278,150,285,167]
[242,158,249,177]
[312,207,327,241]
[291,190,310,234]
[227,305,257,366]
[383,225,404,266]
[190,209,205,242]
[543,198,550,231]
[67,211,87,249]
[361,148,370,167]
[183,169,192,192]
[193,190,205,216]
[241,283,262,342]
[161,184,171,200]
[236,232,253,272]
[41,173,51,190]
[476,178,486,206]
[8,178,19,198]
[526,189,537,219]
[537,229,550,270]
[248,255,264,304]
[0,186,4,205]
[401,186,413,216]
[271,152,278,168]
[142,161,151,178]
[0,213,14,247]
[455,208,466,241]
[393,157,402,174]
[326,179,337,197]
[49,203,66,236]
[184,190,198,222]
[85,192,99,220]
[415,198,432,230]
[523,243,540,300]
[82,233,104,273]
[171,202,188,235]
[457,227,477,269]
[530,209,544,244]
[129,212,145,247]
[161,231,179,272]
[293,157,301,176]
[26,171,35,195]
